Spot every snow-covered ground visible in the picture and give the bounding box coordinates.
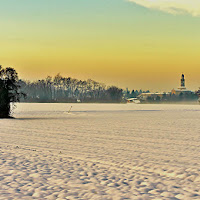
[0,103,200,200]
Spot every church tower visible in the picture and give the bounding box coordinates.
[178,74,186,90]
[181,74,185,88]
[172,74,193,96]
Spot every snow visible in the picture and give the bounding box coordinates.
[0,103,200,199]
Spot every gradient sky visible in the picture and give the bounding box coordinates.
[0,0,200,91]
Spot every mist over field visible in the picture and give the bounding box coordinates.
[1,103,200,199]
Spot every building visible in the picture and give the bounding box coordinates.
[137,92,170,101]
[171,74,194,96]
[126,98,140,103]
[135,74,197,103]
[137,74,196,102]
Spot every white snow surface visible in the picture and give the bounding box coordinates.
[0,103,200,200]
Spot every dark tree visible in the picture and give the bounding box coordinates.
[179,92,184,101]
[107,86,123,102]
[155,96,161,102]
[0,66,24,118]
[146,96,153,102]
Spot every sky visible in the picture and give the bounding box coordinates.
[0,0,200,92]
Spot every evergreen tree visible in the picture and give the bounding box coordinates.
[0,66,24,118]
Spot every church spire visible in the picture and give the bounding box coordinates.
[181,74,185,88]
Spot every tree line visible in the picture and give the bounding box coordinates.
[1,66,124,117]
[124,88,150,98]
[142,92,198,103]
[1,65,199,118]
[19,74,123,103]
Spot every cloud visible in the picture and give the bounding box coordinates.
[128,0,200,16]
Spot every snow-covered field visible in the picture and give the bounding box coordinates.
[0,103,200,200]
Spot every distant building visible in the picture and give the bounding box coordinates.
[135,74,197,103]
[137,92,170,101]
[126,98,140,104]
[171,74,194,96]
